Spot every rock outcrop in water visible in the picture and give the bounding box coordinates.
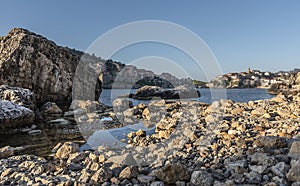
[129,85,201,100]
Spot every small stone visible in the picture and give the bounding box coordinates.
[68,163,83,171]
[190,170,213,186]
[127,132,136,138]
[287,160,300,182]
[288,141,300,160]
[91,167,112,183]
[0,146,14,158]
[245,171,262,184]
[106,153,137,166]
[1,168,13,178]
[137,174,155,184]
[156,164,190,184]
[136,129,146,137]
[119,166,138,179]
[67,152,86,163]
[55,142,80,159]
[150,181,165,186]
[158,130,171,139]
[98,154,106,163]
[271,162,289,177]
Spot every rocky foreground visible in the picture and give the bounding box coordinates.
[0,93,300,186]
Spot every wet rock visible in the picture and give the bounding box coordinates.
[190,170,213,186]
[40,102,63,119]
[156,163,190,184]
[49,118,69,125]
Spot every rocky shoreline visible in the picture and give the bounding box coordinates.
[1,27,300,185]
[1,93,300,185]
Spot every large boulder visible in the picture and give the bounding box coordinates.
[0,85,35,110]
[174,85,201,98]
[0,28,102,108]
[0,100,34,131]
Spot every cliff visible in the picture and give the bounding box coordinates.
[0,28,82,107]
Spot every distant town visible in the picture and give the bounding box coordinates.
[207,68,300,89]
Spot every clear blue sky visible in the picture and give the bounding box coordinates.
[1,0,300,80]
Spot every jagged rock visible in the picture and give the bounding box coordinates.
[0,28,102,108]
[112,98,133,112]
[174,85,201,98]
[106,153,137,166]
[40,102,62,120]
[156,163,190,184]
[190,170,213,186]
[0,146,14,159]
[0,85,35,110]
[287,160,300,182]
[55,142,80,159]
[288,141,300,160]
[90,167,112,183]
[253,136,287,149]
[0,100,34,130]
[150,181,165,186]
[70,99,107,113]
[118,166,138,179]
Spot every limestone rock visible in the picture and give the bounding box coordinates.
[190,170,213,186]
[119,166,138,179]
[106,153,137,166]
[288,141,300,160]
[130,85,200,100]
[0,146,14,159]
[0,100,34,130]
[0,85,35,110]
[0,28,102,107]
[287,160,300,182]
[55,142,80,159]
[40,102,63,120]
[156,163,190,184]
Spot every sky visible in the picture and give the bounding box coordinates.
[1,0,300,80]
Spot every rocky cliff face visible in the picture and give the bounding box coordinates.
[0,28,102,108]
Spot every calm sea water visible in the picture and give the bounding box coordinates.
[99,88,275,106]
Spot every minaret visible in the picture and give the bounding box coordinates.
[248,67,251,74]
